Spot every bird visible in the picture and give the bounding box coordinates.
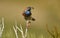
[22,7,35,21]
[22,7,35,28]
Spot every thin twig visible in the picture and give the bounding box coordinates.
[46,24,55,38]
[1,17,4,32]
[13,20,18,38]
[13,20,29,38]
[0,17,4,38]
[25,27,28,38]
[54,26,58,38]
[17,25,25,38]
[46,24,59,38]
[13,26,18,38]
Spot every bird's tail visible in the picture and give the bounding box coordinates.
[31,17,35,21]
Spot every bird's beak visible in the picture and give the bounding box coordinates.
[31,7,34,9]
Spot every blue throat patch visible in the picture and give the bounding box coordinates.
[25,11,30,15]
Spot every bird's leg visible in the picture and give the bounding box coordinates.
[26,20,31,28]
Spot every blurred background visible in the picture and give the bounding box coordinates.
[0,0,60,38]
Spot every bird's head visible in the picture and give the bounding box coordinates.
[26,7,34,11]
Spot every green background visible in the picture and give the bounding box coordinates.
[0,0,60,38]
